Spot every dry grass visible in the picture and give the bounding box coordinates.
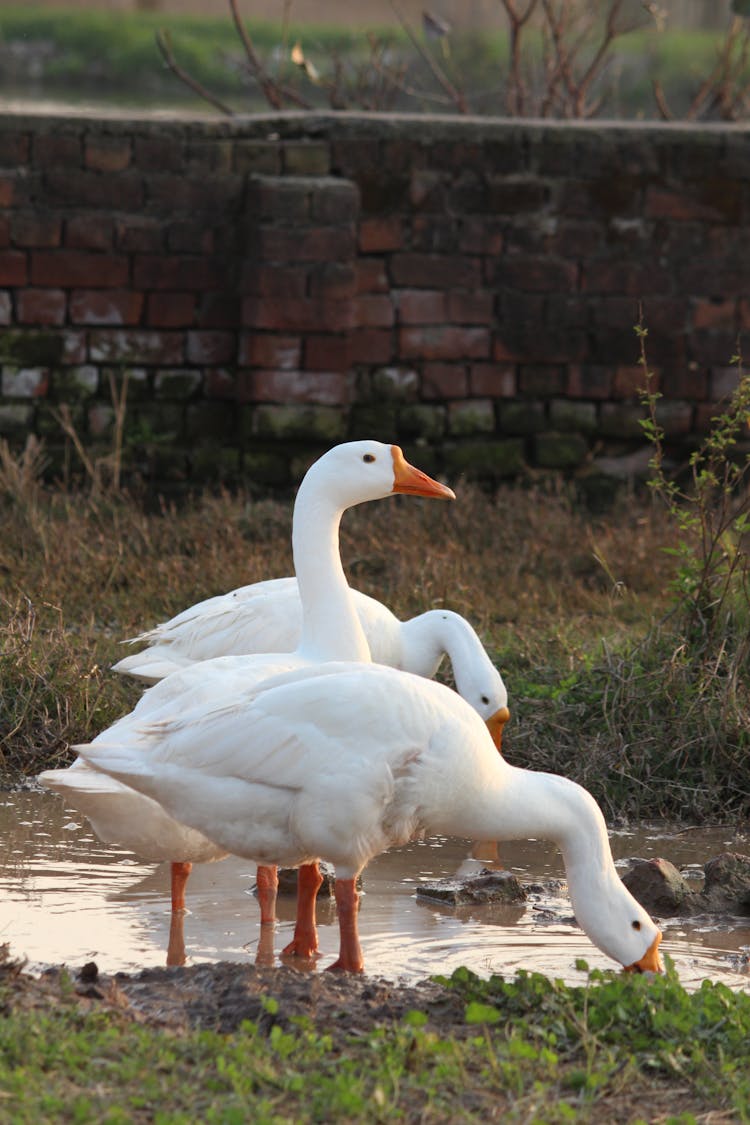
[0,474,747,818]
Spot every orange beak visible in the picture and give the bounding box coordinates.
[624,930,663,974]
[391,446,456,500]
[485,706,510,753]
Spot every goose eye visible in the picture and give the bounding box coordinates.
[363,453,376,463]
[631,920,642,931]
[481,695,490,705]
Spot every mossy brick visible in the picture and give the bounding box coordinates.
[0,403,33,435]
[599,403,647,439]
[444,438,524,480]
[398,403,446,441]
[253,404,346,442]
[190,443,242,480]
[131,403,184,439]
[233,141,282,175]
[154,370,203,400]
[371,367,419,402]
[239,447,291,486]
[36,401,85,438]
[186,401,236,441]
[348,402,398,438]
[102,367,150,400]
[549,398,598,434]
[52,366,99,399]
[282,143,330,176]
[1,367,49,398]
[497,400,546,434]
[185,140,233,173]
[448,399,495,436]
[534,431,589,469]
[249,176,312,222]
[0,330,64,366]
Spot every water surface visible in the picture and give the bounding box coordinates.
[1,791,748,991]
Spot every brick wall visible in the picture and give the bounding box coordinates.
[0,110,748,494]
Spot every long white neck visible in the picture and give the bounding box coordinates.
[292,473,371,664]
[400,610,495,689]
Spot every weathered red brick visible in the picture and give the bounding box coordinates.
[583,260,671,296]
[304,335,351,372]
[65,214,114,251]
[309,263,358,301]
[519,365,565,395]
[661,368,709,400]
[11,214,62,248]
[0,177,14,208]
[391,254,481,290]
[0,250,27,286]
[612,365,648,399]
[238,370,348,405]
[422,363,469,400]
[16,289,66,326]
[349,328,393,364]
[2,367,49,397]
[448,291,494,325]
[167,222,214,254]
[693,298,736,330]
[240,334,301,370]
[394,289,446,325]
[0,217,8,248]
[186,331,235,365]
[459,218,504,255]
[115,218,163,253]
[30,251,128,288]
[84,137,132,172]
[33,134,82,167]
[243,297,354,333]
[89,329,185,365]
[566,364,614,399]
[133,255,223,292]
[239,263,307,298]
[133,137,184,172]
[197,293,240,329]
[499,256,578,293]
[470,363,516,397]
[146,175,242,214]
[356,259,388,294]
[204,368,237,399]
[62,331,87,364]
[70,290,144,326]
[645,185,740,224]
[358,217,404,253]
[741,299,750,329]
[147,293,197,328]
[354,295,394,329]
[400,326,489,361]
[312,181,359,224]
[710,366,743,400]
[0,133,30,167]
[43,169,144,211]
[257,226,355,263]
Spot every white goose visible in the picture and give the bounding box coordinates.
[40,442,474,943]
[112,551,505,744]
[76,661,663,975]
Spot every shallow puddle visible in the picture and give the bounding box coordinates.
[1,791,748,991]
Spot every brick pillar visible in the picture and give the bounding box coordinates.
[239,176,359,444]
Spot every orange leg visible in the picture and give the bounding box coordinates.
[170,860,193,913]
[256,864,279,924]
[327,877,364,973]
[282,862,324,959]
[166,911,187,967]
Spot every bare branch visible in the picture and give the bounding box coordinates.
[228,0,311,110]
[391,1,470,114]
[155,29,236,116]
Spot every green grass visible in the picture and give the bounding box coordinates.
[1,955,748,1122]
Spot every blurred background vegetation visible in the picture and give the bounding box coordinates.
[0,0,748,118]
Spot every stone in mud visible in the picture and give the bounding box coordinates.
[702,853,750,915]
[621,857,698,915]
[275,863,337,897]
[416,869,527,906]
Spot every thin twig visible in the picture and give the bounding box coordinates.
[155,29,236,116]
[228,0,311,110]
[391,1,470,113]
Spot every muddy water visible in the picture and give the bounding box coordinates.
[1,791,748,991]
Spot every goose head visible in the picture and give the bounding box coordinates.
[569,868,663,973]
[303,441,456,509]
